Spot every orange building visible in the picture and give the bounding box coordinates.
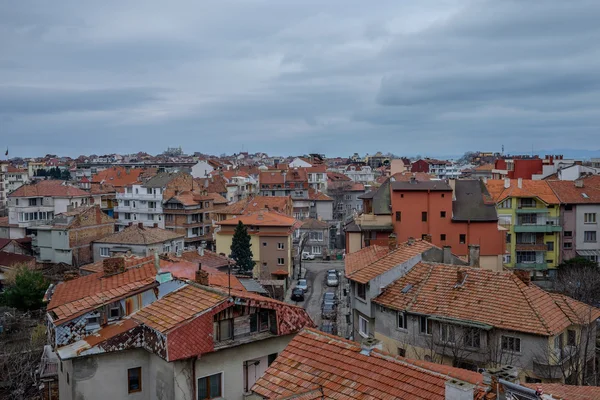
[389,178,505,270]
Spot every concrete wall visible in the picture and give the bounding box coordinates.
[313,201,333,221]
[560,205,577,261]
[575,204,600,251]
[191,334,293,400]
[191,161,214,178]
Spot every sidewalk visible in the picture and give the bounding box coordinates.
[337,274,351,339]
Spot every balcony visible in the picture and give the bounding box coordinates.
[514,217,561,233]
[515,262,548,270]
[533,347,577,380]
[117,193,161,200]
[515,243,547,251]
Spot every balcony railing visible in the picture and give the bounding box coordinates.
[515,262,548,270]
[533,347,578,380]
[514,217,561,233]
[117,193,161,200]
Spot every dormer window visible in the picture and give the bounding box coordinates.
[109,304,121,320]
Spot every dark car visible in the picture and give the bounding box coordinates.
[291,288,305,302]
[320,320,337,335]
[321,303,337,320]
[323,292,338,307]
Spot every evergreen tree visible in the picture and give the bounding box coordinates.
[230,221,255,272]
[0,267,49,311]
[61,169,72,180]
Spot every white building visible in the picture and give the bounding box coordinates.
[191,160,214,178]
[288,157,312,168]
[343,165,375,184]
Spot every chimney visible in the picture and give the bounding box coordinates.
[456,270,467,286]
[445,379,475,400]
[198,246,204,256]
[103,257,125,276]
[195,263,209,286]
[388,233,397,251]
[514,269,531,286]
[153,223,158,228]
[154,250,161,273]
[504,178,510,189]
[359,337,382,356]
[517,178,523,189]
[575,180,584,188]
[442,246,452,264]
[468,244,480,268]
[407,237,415,246]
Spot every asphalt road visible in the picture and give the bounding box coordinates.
[292,260,344,329]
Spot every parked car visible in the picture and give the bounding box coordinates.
[326,273,339,287]
[296,279,308,292]
[320,320,337,335]
[302,252,315,260]
[328,269,340,277]
[322,303,337,320]
[291,288,305,302]
[323,292,338,305]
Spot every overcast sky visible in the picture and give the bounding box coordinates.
[1,0,600,158]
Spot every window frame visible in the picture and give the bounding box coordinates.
[584,213,597,224]
[421,211,427,222]
[397,312,407,330]
[440,324,455,344]
[459,234,466,244]
[127,367,142,394]
[440,234,446,241]
[419,316,431,335]
[356,282,366,300]
[358,315,369,338]
[440,211,446,218]
[197,372,223,400]
[277,242,284,250]
[464,327,481,348]
[395,211,401,222]
[584,231,597,243]
[100,247,110,257]
[277,257,285,265]
[501,335,521,353]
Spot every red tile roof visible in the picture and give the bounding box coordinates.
[260,171,285,185]
[94,224,184,245]
[252,328,484,399]
[327,171,351,182]
[158,258,246,291]
[217,196,292,216]
[524,383,600,400]
[133,284,227,333]
[345,239,436,284]
[91,167,155,187]
[9,180,90,198]
[391,171,434,181]
[0,251,35,267]
[179,249,232,269]
[547,179,600,204]
[47,257,158,324]
[217,211,298,227]
[373,263,600,336]
[485,179,559,204]
[308,189,332,201]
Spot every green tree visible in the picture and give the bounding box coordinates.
[61,169,72,180]
[230,221,255,273]
[0,266,49,311]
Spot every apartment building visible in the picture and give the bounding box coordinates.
[215,211,299,281]
[114,172,195,230]
[258,169,310,219]
[341,164,375,184]
[548,177,600,264]
[492,157,543,180]
[6,180,93,239]
[293,218,331,259]
[45,255,313,400]
[35,205,114,265]
[486,179,561,279]
[163,191,228,249]
[372,265,599,384]
[306,165,327,192]
[328,181,365,220]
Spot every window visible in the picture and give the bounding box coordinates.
[197,373,221,400]
[440,211,446,218]
[128,367,142,393]
[124,200,131,207]
[148,201,156,209]
[419,316,431,335]
[263,242,267,247]
[506,233,512,243]
[277,258,285,265]
[28,198,37,206]
[309,231,324,241]
[584,231,597,243]
[100,247,110,257]
[459,234,466,244]
[86,315,100,327]
[546,241,554,251]
[60,361,63,373]
[421,212,427,222]
[441,193,445,198]
[395,211,401,222]
[440,234,446,241]
[109,304,121,319]
[215,319,233,341]
[397,312,407,330]
[565,204,573,211]
[356,283,366,300]
[124,213,131,220]
[163,244,171,253]
[132,201,136,208]
[165,214,174,222]
[584,213,597,224]
[501,336,521,352]
[440,324,455,343]
[564,231,572,238]
[277,242,284,250]
[567,330,576,347]
[259,310,270,332]
[499,198,512,209]
[146,188,152,195]
[564,242,573,249]
[359,315,369,337]
[311,246,321,255]
[519,198,535,208]
[464,328,481,348]
[67,373,69,385]
[397,347,406,357]
[268,353,278,366]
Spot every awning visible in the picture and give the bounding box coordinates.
[576,250,600,257]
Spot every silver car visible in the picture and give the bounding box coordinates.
[296,279,308,292]
[326,273,339,287]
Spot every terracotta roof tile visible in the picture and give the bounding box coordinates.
[485,179,559,204]
[91,167,155,187]
[0,251,35,267]
[547,178,600,204]
[217,210,298,227]
[308,189,332,201]
[9,180,90,198]
[346,240,436,284]
[94,224,184,245]
[523,383,600,400]
[373,263,600,336]
[300,218,329,230]
[252,328,483,400]
[217,196,292,216]
[178,249,232,268]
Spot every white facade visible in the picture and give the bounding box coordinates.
[307,171,327,192]
[288,158,312,168]
[7,195,90,229]
[115,184,165,230]
[344,166,375,184]
[191,160,214,178]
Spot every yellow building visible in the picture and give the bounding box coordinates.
[215,211,298,281]
[486,179,561,279]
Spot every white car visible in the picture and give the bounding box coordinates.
[326,273,339,287]
[301,252,315,260]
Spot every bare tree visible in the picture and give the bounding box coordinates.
[327,182,354,221]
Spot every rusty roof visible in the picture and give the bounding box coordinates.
[91,167,154,187]
[252,328,484,399]
[217,195,292,216]
[345,239,436,284]
[373,263,600,336]
[485,179,560,204]
[9,180,90,198]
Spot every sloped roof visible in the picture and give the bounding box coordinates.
[251,328,484,400]
[94,224,184,245]
[452,180,498,221]
[217,211,298,227]
[0,251,35,267]
[391,171,434,181]
[547,178,600,204]
[133,284,227,333]
[485,179,559,204]
[217,196,291,216]
[524,383,600,400]
[158,258,245,291]
[47,257,158,324]
[373,263,600,336]
[327,171,351,182]
[142,171,183,188]
[308,189,332,201]
[91,167,153,187]
[300,218,329,230]
[179,249,232,269]
[345,239,435,284]
[9,180,89,198]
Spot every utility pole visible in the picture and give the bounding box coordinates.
[298,232,308,279]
